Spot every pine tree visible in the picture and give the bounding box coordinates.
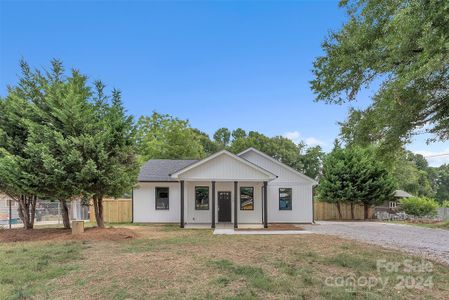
[319,144,396,219]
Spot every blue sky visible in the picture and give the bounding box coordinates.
[1,0,448,166]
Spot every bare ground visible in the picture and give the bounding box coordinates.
[0,227,137,243]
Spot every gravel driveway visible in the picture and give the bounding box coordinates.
[303,221,449,265]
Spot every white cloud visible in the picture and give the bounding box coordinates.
[283,131,326,147]
[413,148,449,167]
[305,137,326,147]
[283,131,301,144]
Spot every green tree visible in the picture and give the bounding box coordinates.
[228,131,303,168]
[312,0,449,152]
[1,60,139,229]
[391,151,435,198]
[213,127,231,149]
[400,197,439,218]
[435,164,449,203]
[78,84,140,228]
[298,146,325,180]
[227,130,324,179]
[136,112,205,161]
[319,144,396,219]
[192,129,218,156]
[0,61,58,228]
[232,128,247,140]
[0,96,37,228]
[18,61,94,228]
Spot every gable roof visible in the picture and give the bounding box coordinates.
[170,150,277,180]
[238,147,318,185]
[138,159,198,181]
[394,190,413,198]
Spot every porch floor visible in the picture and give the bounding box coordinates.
[213,229,312,235]
[184,223,264,229]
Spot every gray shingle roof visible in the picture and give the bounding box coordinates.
[138,159,198,181]
[394,190,413,198]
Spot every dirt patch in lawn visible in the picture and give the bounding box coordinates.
[0,227,136,243]
[44,228,449,300]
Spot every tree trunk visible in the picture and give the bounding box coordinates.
[364,204,370,220]
[30,196,37,228]
[93,195,105,228]
[17,195,37,229]
[336,202,343,220]
[59,199,71,229]
[350,203,355,220]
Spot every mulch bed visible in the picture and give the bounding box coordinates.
[0,227,137,243]
[236,224,304,231]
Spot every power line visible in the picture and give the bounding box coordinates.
[424,153,449,158]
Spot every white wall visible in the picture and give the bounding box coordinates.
[185,181,212,224]
[240,150,314,223]
[178,153,271,181]
[185,181,263,224]
[240,150,312,184]
[134,181,264,224]
[238,181,263,224]
[133,182,180,223]
[267,183,313,223]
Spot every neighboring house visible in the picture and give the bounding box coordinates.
[0,193,19,225]
[0,193,89,225]
[133,148,317,228]
[375,189,413,213]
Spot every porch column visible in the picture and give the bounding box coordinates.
[263,181,268,228]
[211,181,216,228]
[234,181,238,229]
[180,180,184,228]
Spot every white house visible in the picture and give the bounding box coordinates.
[133,148,317,228]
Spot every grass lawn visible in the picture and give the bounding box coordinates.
[389,220,449,231]
[1,225,449,299]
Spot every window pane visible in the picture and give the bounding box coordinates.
[195,186,209,210]
[279,188,292,210]
[156,187,169,210]
[240,187,254,210]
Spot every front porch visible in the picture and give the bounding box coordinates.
[179,180,269,229]
[169,150,277,229]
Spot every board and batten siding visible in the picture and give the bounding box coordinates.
[267,183,313,223]
[185,181,263,224]
[177,153,270,181]
[239,150,312,184]
[133,182,180,223]
[240,150,314,223]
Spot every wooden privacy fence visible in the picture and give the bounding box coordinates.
[89,198,132,223]
[314,201,374,220]
[88,199,373,223]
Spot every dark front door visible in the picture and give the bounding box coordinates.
[218,192,232,222]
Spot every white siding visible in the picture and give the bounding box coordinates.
[240,151,311,184]
[134,149,314,225]
[133,182,180,223]
[178,153,271,181]
[186,181,212,223]
[238,182,263,223]
[240,150,314,223]
[185,181,263,224]
[267,183,313,223]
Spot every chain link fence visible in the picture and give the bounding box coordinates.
[0,195,89,229]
